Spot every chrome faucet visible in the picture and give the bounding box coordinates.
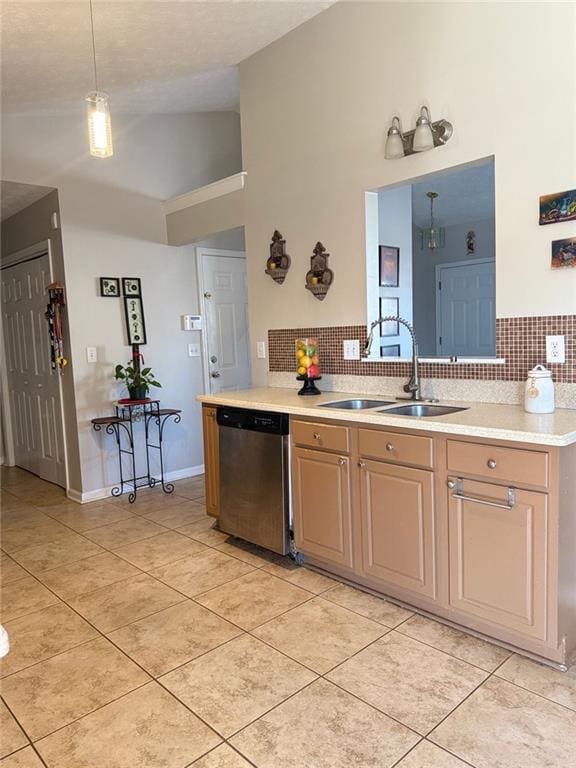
[363,315,423,401]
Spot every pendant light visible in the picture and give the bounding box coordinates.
[86,0,113,158]
[419,192,445,251]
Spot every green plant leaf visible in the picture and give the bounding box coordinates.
[141,367,151,376]
[151,381,162,388]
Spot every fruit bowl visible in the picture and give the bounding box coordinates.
[295,337,321,396]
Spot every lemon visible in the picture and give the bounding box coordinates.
[300,355,311,368]
[297,366,307,375]
[296,349,305,359]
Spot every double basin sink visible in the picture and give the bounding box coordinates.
[318,399,467,417]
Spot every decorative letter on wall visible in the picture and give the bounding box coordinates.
[305,241,333,301]
[265,230,291,284]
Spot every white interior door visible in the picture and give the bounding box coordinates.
[199,250,251,394]
[436,258,495,357]
[1,254,66,486]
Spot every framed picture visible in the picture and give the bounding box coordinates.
[551,238,576,269]
[123,296,147,345]
[122,277,142,297]
[99,277,119,297]
[539,190,576,225]
[379,245,399,287]
[379,297,399,336]
[380,344,401,358]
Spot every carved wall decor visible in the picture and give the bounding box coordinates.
[265,230,291,284]
[305,241,333,301]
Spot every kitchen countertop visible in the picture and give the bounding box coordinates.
[198,387,576,447]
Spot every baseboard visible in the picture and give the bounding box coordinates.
[67,464,205,504]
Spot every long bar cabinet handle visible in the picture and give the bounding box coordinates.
[448,478,516,510]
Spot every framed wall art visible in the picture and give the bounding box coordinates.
[379,297,399,336]
[124,296,147,345]
[551,237,576,269]
[122,277,142,297]
[539,190,576,225]
[379,245,399,287]
[380,344,401,358]
[100,277,120,297]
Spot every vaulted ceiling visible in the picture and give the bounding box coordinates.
[1,1,333,114]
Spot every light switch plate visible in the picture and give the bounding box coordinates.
[86,347,97,363]
[188,343,200,358]
[546,335,565,364]
[256,341,266,359]
[343,339,360,360]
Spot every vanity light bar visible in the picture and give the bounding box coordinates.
[385,106,453,159]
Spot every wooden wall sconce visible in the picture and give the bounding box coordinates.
[305,241,333,301]
[265,230,291,284]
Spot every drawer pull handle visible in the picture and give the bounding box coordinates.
[386,442,394,451]
[487,459,497,469]
[358,460,366,469]
[338,457,347,466]
[450,477,516,510]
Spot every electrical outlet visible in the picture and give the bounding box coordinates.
[546,335,565,364]
[343,339,360,360]
[86,347,97,363]
[188,343,200,358]
[256,341,267,359]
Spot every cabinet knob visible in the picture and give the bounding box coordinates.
[338,457,347,466]
[447,479,456,489]
[386,442,394,451]
[487,459,497,469]
[357,460,366,469]
[313,432,321,440]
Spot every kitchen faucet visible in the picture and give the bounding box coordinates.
[363,315,427,401]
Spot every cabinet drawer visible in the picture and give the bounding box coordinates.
[447,440,549,489]
[292,420,350,454]
[358,428,433,469]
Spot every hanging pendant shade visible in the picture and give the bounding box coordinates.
[419,191,445,251]
[86,1,113,158]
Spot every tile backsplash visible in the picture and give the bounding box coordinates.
[268,315,576,383]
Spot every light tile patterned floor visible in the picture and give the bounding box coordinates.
[1,467,576,767]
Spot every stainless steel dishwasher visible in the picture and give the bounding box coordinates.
[217,407,290,555]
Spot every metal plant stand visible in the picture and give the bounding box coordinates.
[91,400,181,503]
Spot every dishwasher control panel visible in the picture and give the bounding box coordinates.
[217,407,289,435]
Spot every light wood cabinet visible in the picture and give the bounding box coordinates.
[292,446,354,569]
[359,459,436,599]
[202,405,219,517]
[447,476,548,640]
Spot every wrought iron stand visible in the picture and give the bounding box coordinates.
[91,400,181,503]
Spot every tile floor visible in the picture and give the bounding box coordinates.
[1,467,576,767]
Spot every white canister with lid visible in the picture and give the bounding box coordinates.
[524,364,555,414]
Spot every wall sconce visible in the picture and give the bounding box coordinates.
[384,106,453,159]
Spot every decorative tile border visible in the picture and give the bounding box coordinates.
[268,316,576,383]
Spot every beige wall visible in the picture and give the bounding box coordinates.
[2,112,243,495]
[166,189,244,245]
[240,2,576,384]
[1,190,83,490]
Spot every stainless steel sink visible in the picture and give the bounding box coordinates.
[318,399,395,410]
[378,404,468,417]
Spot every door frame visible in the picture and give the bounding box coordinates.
[196,247,247,395]
[0,239,69,488]
[434,257,495,356]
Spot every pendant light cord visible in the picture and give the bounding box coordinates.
[89,0,99,91]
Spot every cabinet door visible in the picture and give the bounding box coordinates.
[202,405,219,517]
[292,447,353,568]
[448,477,547,640]
[359,460,436,598]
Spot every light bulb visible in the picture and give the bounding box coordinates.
[384,116,405,159]
[412,106,434,152]
[86,92,113,158]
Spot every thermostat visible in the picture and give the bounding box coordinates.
[181,314,202,331]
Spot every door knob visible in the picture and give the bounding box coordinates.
[211,372,221,378]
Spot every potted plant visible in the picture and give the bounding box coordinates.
[114,358,161,400]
